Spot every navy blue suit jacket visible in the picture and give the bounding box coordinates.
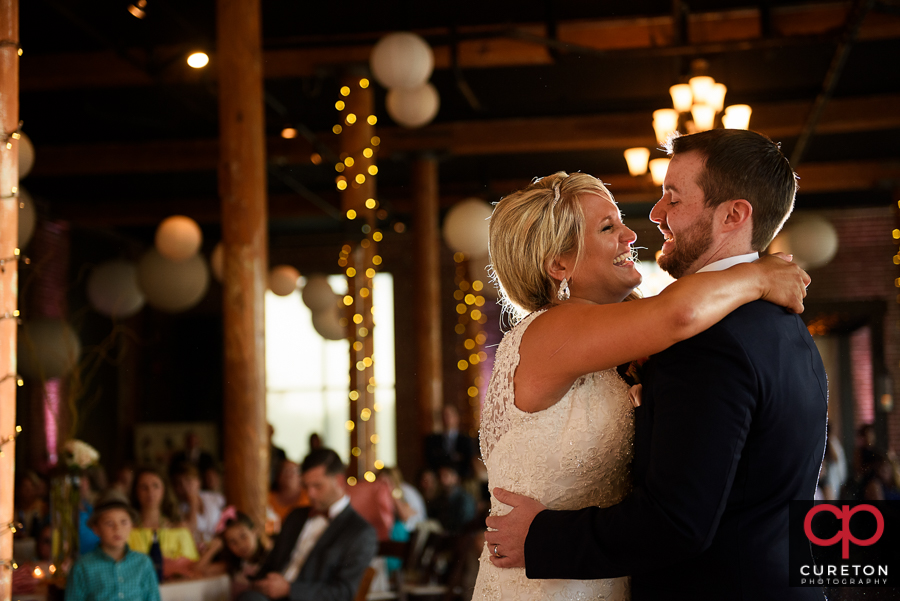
[524,301,828,600]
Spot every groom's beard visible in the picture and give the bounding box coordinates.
[657,209,714,279]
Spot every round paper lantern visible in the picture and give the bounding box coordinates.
[301,275,337,312]
[386,83,440,129]
[785,216,839,270]
[18,133,34,179]
[18,318,81,379]
[370,32,434,90]
[269,265,300,296]
[210,242,224,282]
[443,198,493,256]
[312,305,346,341]
[155,215,203,262]
[137,249,210,313]
[87,260,145,319]
[17,187,36,247]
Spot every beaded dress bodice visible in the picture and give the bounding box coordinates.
[473,309,634,601]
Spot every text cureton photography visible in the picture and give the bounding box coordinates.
[790,501,900,589]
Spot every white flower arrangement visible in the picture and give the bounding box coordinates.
[64,439,100,469]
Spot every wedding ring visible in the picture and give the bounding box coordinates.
[494,545,501,558]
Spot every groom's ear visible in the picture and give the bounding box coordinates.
[719,199,753,232]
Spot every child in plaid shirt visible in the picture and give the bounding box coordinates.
[66,491,160,601]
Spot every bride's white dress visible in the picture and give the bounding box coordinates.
[472,310,635,601]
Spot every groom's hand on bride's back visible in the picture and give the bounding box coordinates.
[484,488,546,569]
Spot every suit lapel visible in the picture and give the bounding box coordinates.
[297,505,353,579]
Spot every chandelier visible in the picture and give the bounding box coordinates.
[625,60,753,184]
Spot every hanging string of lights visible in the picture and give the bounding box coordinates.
[452,254,488,434]
[334,76,383,484]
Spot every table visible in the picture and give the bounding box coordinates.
[159,574,230,601]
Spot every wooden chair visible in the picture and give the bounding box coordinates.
[354,566,378,601]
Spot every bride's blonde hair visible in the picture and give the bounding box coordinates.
[488,172,639,323]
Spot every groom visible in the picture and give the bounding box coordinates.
[485,129,828,600]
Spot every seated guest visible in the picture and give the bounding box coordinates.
[77,465,106,555]
[347,473,394,541]
[14,470,48,539]
[171,462,226,551]
[128,466,199,578]
[66,491,160,601]
[268,460,309,524]
[220,511,273,597]
[110,465,135,497]
[168,431,215,479]
[239,448,377,601]
[431,464,476,534]
[424,404,477,480]
[380,467,427,532]
[203,462,224,495]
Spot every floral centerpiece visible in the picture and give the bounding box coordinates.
[50,439,100,580]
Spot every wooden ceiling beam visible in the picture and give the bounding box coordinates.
[49,159,900,228]
[20,3,900,91]
[29,94,900,177]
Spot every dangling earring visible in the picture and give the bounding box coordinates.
[557,277,570,301]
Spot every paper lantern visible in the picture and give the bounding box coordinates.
[301,275,337,312]
[210,242,224,282]
[780,216,839,270]
[312,305,346,341]
[443,198,493,257]
[137,249,210,313]
[269,265,301,296]
[18,133,34,179]
[386,83,440,129]
[155,215,202,262]
[370,32,434,90]
[87,260,145,319]
[18,187,36,247]
[18,318,81,379]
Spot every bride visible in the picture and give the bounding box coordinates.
[471,171,807,601]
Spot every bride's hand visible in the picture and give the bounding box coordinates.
[753,253,810,313]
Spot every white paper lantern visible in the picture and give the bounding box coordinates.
[18,318,81,379]
[155,215,203,262]
[137,249,210,313]
[269,265,300,296]
[312,305,346,341]
[18,133,34,179]
[301,274,337,312]
[370,32,434,90]
[386,83,440,129]
[87,260,145,319]
[210,242,224,282]
[443,198,493,257]
[783,216,839,270]
[18,187,36,247]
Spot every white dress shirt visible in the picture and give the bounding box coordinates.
[282,495,350,582]
[696,252,759,273]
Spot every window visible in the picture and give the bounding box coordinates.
[265,273,396,466]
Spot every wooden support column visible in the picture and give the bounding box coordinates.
[412,157,442,438]
[217,0,268,527]
[0,0,18,597]
[338,75,377,479]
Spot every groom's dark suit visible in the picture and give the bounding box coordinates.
[525,300,827,600]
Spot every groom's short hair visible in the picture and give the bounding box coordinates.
[667,129,797,251]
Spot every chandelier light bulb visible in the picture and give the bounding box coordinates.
[649,158,671,186]
[689,76,715,106]
[691,103,716,132]
[669,84,693,113]
[652,108,679,144]
[709,83,728,112]
[624,147,651,176]
[723,104,752,130]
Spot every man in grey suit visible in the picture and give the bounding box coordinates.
[240,448,377,601]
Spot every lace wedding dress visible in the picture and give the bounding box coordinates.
[472,310,635,601]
